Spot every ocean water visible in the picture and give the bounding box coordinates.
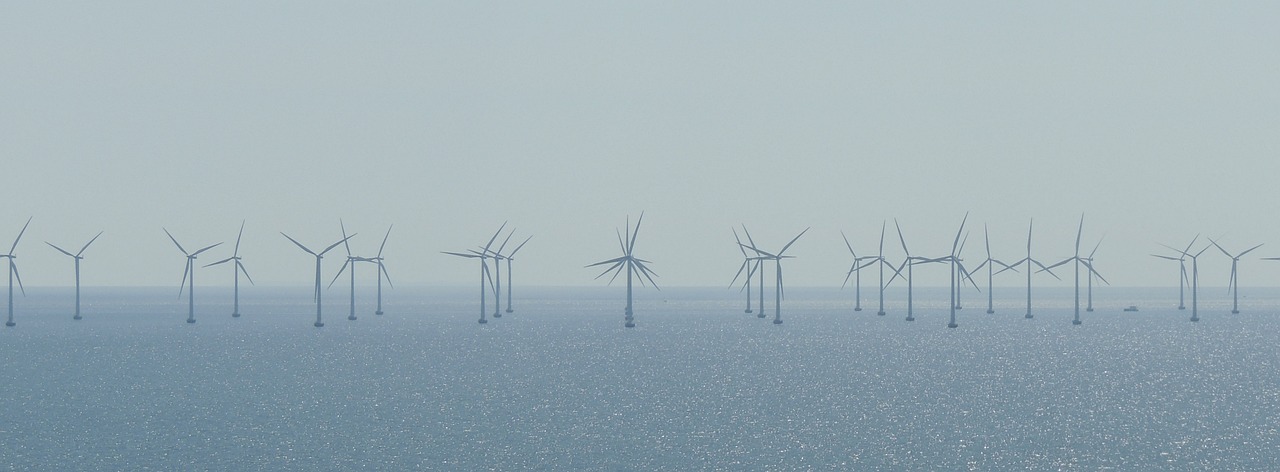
[1,285,1278,471]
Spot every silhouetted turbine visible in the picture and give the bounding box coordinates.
[282,231,354,328]
[2,217,32,327]
[840,231,878,313]
[730,228,761,314]
[1210,238,1263,315]
[1041,216,1107,326]
[204,221,253,318]
[1152,236,1199,310]
[587,213,658,328]
[739,228,808,325]
[967,224,1017,314]
[165,228,222,325]
[997,219,1059,319]
[372,225,393,316]
[45,230,102,321]
[328,220,375,321]
[886,219,938,322]
[444,223,507,325]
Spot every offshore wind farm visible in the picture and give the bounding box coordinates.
[6,1,1280,470]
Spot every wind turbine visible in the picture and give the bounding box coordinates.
[372,225,393,316]
[730,228,759,314]
[739,228,808,325]
[164,228,222,325]
[968,224,1016,314]
[443,222,508,325]
[2,217,32,327]
[1162,244,1212,322]
[742,226,767,318]
[328,221,375,321]
[587,214,658,328]
[502,235,532,314]
[281,231,354,328]
[875,222,890,316]
[1211,239,1263,314]
[839,231,878,313]
[45,230,102,321]
[997,219,1059,319]
[886,220,940,322]
[1152,236,1199,310]
[1040,215,1107,326]
[486,228,515,319]
[203,221,253,318]
[944,213,972,329]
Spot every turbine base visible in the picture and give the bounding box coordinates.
[877,311,885,316]
[505,309,513,313]
[986,309,994,314]
[1024,314,1033,319]
[625,322,636,328]
[477,319,487,324]
[756,314,766,319]
[315,322,325,327]
[493,313,501,318]
[186,319,196,324]
[73,315,82,321]
[1190,317,1199,322]
[905,316,914,322]
[853,307,862,312]
[947,322,958,328]
[1072,319,1083,325]
[1178,306,1186,310]
[772,319,783,325]
[1232,310,1240,314]
[232,313,241,318]
[1086,308,1094,312]
[744,309,752,314]
[348,315,357,321]
[4,321,13,327]
[376,310,384,315]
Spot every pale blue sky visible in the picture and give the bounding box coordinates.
[2,2,1278,288]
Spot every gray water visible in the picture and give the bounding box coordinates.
[1,285,1278,471]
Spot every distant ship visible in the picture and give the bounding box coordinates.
[1123,306,1139,312]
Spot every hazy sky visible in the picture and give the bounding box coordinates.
[2,2,1279,289]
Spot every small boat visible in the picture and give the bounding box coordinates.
[1123,306,1139,312]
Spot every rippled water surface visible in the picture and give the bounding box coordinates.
[2,286,1278,470]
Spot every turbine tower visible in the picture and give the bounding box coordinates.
[875,222,890,316]
[741,226,767,318]
[739,228,808,325]
[372,225,393,316]
[443,223,507,325]
[840,231,877,313]
[204,222,253,318]
[2,217,32,327]
[945,213,971,329]
[329,221,375,321]
[587,214,658,328]
[502,235,532,314]
[486,228,515,319]
[1166,244,1213,322]
[1211,239,1263,315]
[45,231,102,321]
[968,224,1017,314]
[1083,238,1106,312]
[1041,216,1107,326]
[887,220,937,322]
[282,231,354,327]
[164,228,222,325]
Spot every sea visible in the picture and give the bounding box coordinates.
[1,285,1277,471]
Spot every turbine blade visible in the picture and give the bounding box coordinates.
[77,231,104,257]
[9,217,32,255]
[509,235,532,257]
[895,219,909,257]
[1089,235,1104,259]
[1210,238,1230,258]
[178,260,190,299]
[1239,243,1265,258]
[984,223,992,258]
[841,230,857,258]
[328,259,349,289]
[741,225,757,248]
[319,234,355,256]
[281,233,316,256]
[637,262,661,290]
[1040,258,1072,272]
[629,212,645,255]
[730,260,749,289]
[164,228,188,255]
[379,261,394,289]
[191,242,223,257]
[778,227,809,256]
[1182,235,1199,255]
[1151,254,1181,261]
[377,225,393,257]
[11,263,25,296]
[234,220,245,256]
[601,261,626,284]
[1074,214,1084,255]
[46,242,75,258]
[587,256,628,268]
[484,221,508,253]
[204,256,235,268]
[238,260,256,286]
[442,251,481,259]
[340,220,352,256]
[951,212,969,254]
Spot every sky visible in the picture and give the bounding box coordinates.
[1,1,1278,289]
